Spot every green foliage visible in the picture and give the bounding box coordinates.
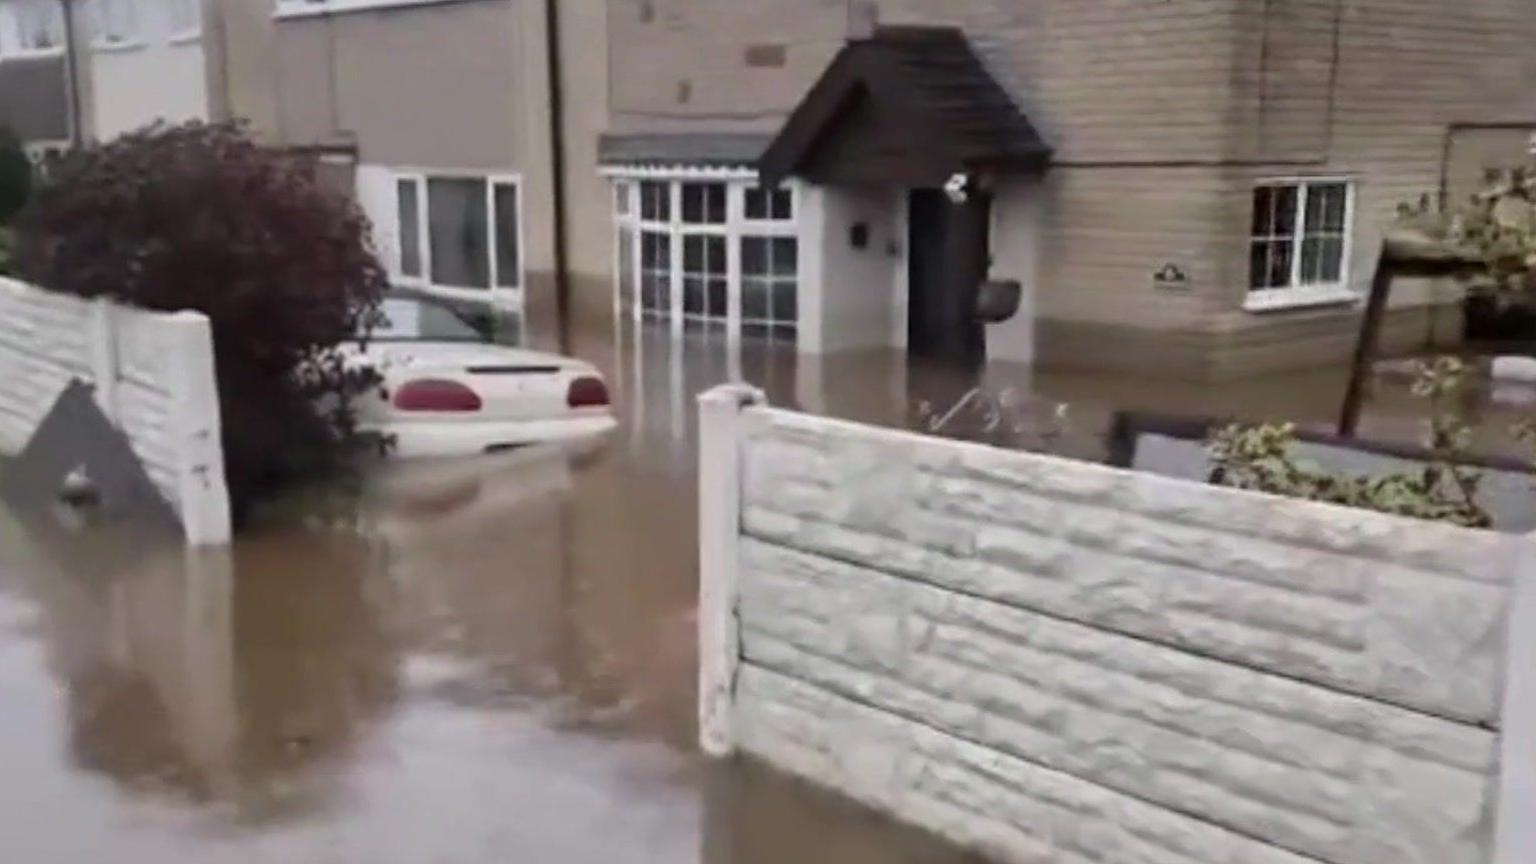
[1399,151,1536,303]
[1209,358,1494,528]
[0,127,29,226]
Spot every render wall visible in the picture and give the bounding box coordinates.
[701,390,1529,864]
[0,277,230,546]
[87,39,210,141]
[804,183,899,354]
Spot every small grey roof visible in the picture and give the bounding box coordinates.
[599,133,775,168]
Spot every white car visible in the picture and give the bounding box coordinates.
[341,295,617,459]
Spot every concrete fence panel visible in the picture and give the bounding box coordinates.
[698,386,1534,864]
[0,277,230,546]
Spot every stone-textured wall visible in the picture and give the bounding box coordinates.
[723,403,1524,864]
[0,277,230,545]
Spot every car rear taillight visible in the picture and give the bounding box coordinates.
[393,379,483,413]
[567,376,609,409]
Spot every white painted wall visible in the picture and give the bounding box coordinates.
[0,277,230,546]
[699,390,1532,864]
[89,39,208,141]
[986,175,1042,364]
[803,184,901,355]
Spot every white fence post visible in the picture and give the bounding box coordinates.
[87,298,119,423]
[698,383,763,758]
[1495,542,1536,863]
[162,312,231,547]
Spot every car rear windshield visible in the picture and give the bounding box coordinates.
[368,298,486,342]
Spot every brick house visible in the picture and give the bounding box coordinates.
[23,0,1536,379]
[593,0,1536,378]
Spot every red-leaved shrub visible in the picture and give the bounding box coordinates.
[12,121,389,517]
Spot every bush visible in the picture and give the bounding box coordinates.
[11,121,389,517]
[0,126,28,225]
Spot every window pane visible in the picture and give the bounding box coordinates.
[707,278,728,318]
[770,238,797,277]
[1312,183,1348,232]
[746,186,793,221]
[1249,242,1270,290]
[494,183,520,288]
[683,276,705,315]
[742,236,768,276]
[683,235,705,271]
[682,183,726,224]
[641,181,670,222]
[167,0,200,33]
[772,279,798,324]
[1267,239,1294,289]
[397,179,421,278]
[617,227,635,309]
[1300,236,1324,284]
[1319,237,1345,283]
[96,0,137,44]
[1251,187,1273,237]
[772,188,793,220]
[641,232,671,314]
[428,178,490,289]
[745,187,768,220]
[742,277,770,320]
[1272,185,1298,237]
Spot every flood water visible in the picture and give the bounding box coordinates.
[0,316,1493,862]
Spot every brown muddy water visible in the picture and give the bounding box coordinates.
[0,318,1498,862]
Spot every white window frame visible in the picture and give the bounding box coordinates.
[164,0,202,43]
[1245,176,1357,313]
[606,165,802,342]
[389,168,526,308]
[0,0,65,60]
[91,0,143,50]
[273,0,465,21]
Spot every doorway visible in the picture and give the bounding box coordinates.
[906,188,990,364]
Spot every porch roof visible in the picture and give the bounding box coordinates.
[759,26,1051,187]
[598,133,775,169]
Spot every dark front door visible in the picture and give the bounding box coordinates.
[907,188,990,365]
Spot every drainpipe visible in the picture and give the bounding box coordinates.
[543,0,571,336]
[60,0,84,147]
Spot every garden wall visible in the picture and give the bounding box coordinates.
[0,276,230,545]
[698,385,1535,864]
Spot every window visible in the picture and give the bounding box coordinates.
[683,235,727,322]
[0,0,65,57]
[640,180,670,222]
[681,182,726,225]
[392,173,522,297]
[1249,179,1352,306]
[745,186,793,222]
[94,0,139,45]
[614,175,799,338]
[165,0,201,38]
[396,178,422,279]
[741,237,797,336]
[640,231,671,315]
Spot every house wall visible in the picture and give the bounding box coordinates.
[803,183,898,354]
[0,55,69,143]
[701,390,1529,864]
[88,40,210,141]
[1188,0,1536,378]
[605,0,1536,377]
